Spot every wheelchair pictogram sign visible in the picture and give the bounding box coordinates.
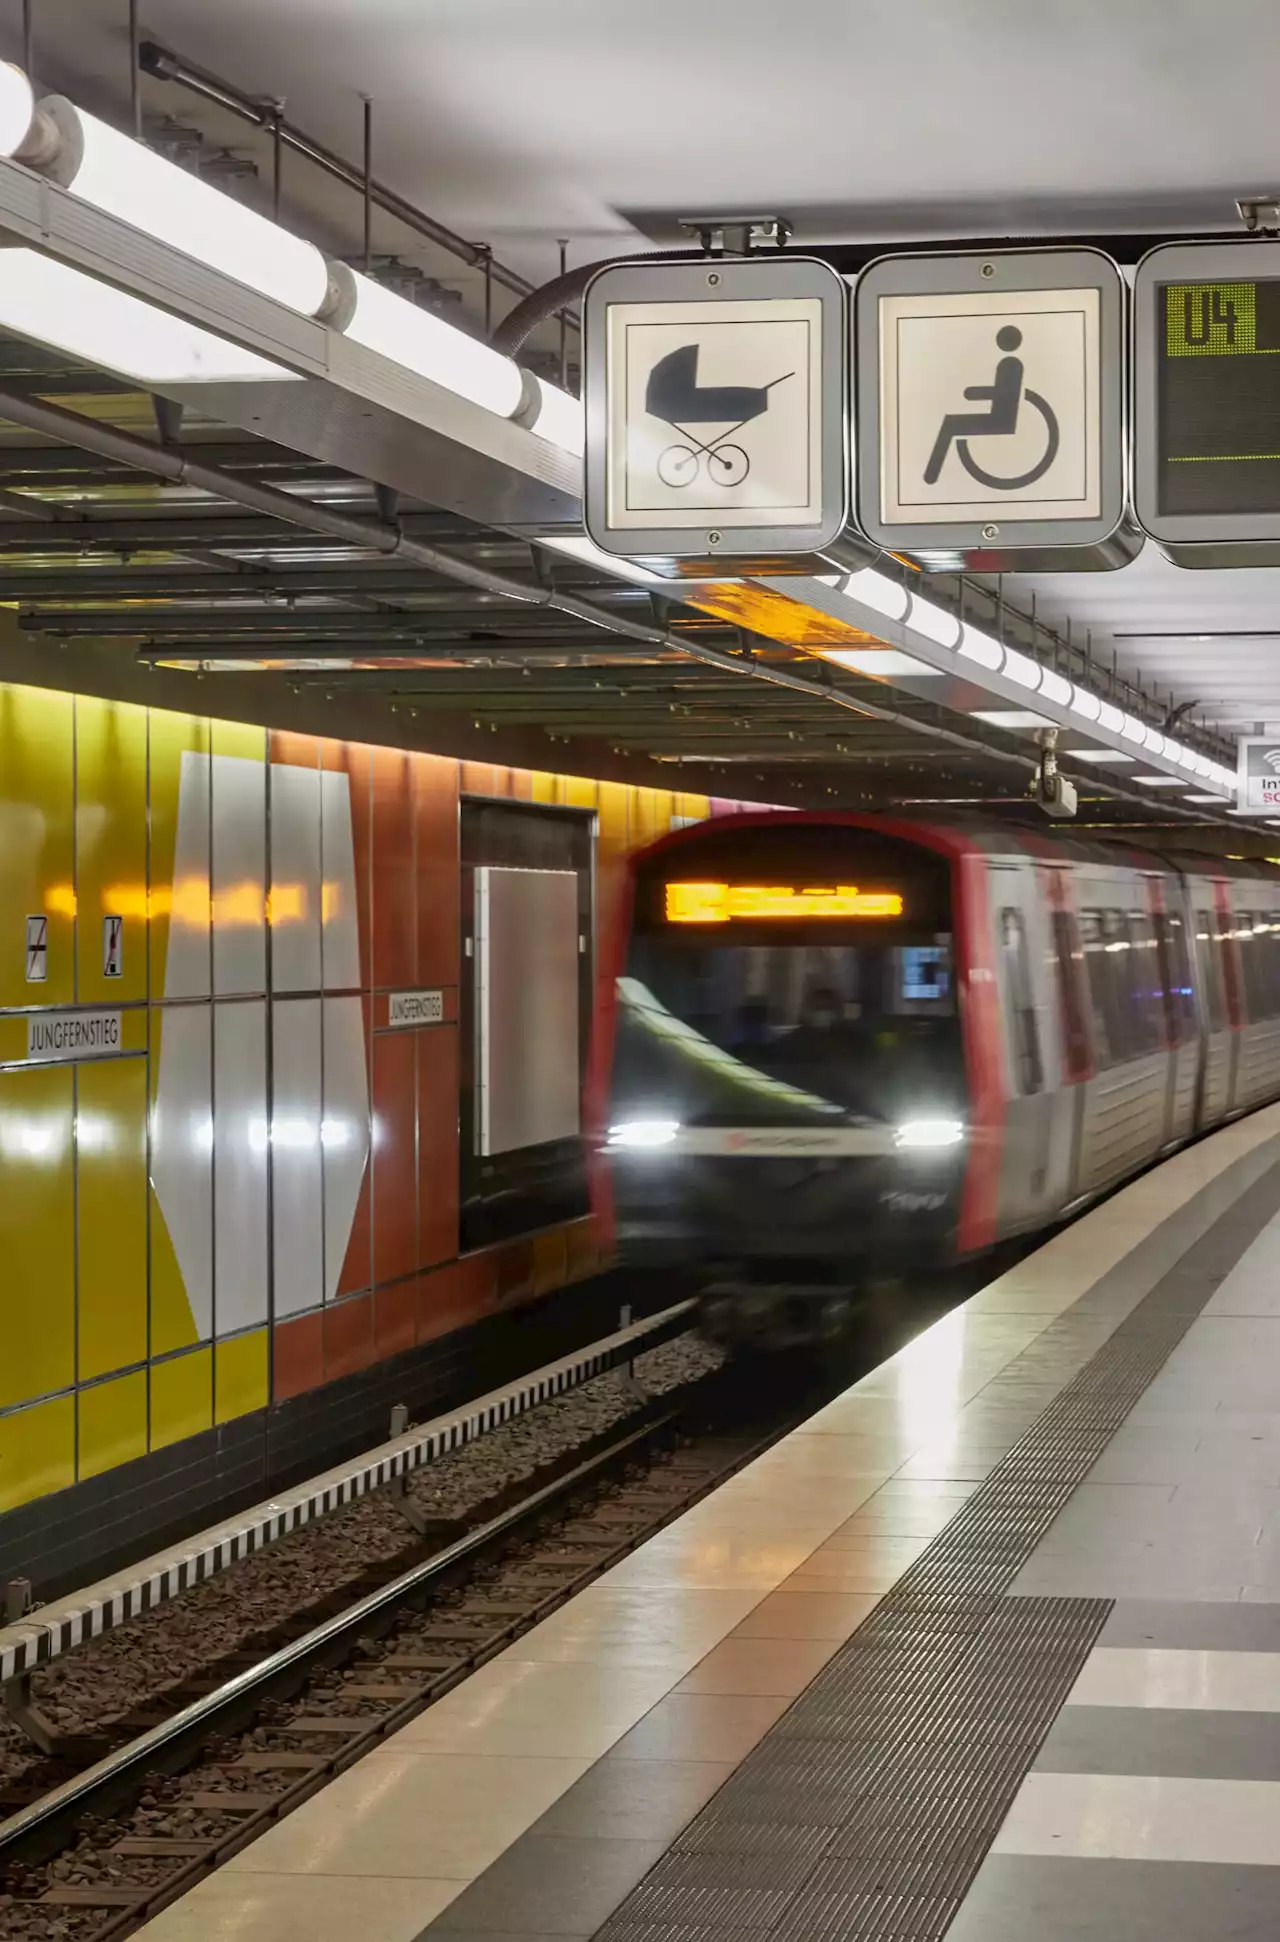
[923,326,1060,492]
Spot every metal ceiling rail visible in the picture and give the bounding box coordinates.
[0,380,1051,778]
[137,39,574,329]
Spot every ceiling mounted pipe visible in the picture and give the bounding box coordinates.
[137,40,556,319]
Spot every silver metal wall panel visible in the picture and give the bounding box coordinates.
[475,865,581,1157]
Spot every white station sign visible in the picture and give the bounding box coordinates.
[854,248,1128,561]
[1237,736,1280,815]
[583,256,847,559]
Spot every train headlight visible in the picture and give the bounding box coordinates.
[894,1118,964,1150]
[606,1118,681,1150]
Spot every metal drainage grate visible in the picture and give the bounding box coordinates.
[594,1164,1280,1941]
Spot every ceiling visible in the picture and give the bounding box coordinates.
[15,0,1280,270]
[0,0,1278,821]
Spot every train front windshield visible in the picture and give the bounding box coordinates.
[614,824,965,1130]
[623,936,960,1123]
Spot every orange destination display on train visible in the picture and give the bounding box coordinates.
[664,881,906,923]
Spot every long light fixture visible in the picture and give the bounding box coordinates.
[958,622,1003,671]
[0,63,33,156]
[0,247,298,384]
[12,87,583,441]
[32,96,332,316]
[334,266,525,417]
[820,568,1239,796]
[522,373,585,455]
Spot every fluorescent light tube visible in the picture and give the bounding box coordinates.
[0,63,33,157]
[958,623,1003,670]
[340,267,525,416]
[0,247,297,384]
[525,374,585,454]
[38,95,331,315]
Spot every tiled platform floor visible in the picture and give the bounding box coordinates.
[129,1102,1280,1942]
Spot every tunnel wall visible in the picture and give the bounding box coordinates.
[0,679,738,1524]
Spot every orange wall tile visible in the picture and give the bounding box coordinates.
[371,747,416,990]
[412,754,460,988]
[272,1311,325,1401]
[372,1030,417,1285]
[374,1280,416,1359]
[417,1025,459,1270]
[324,1290,374,1381]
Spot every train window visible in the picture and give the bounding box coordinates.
[1049,907,1091,1081]
[1081,907,1136,1067]
[1215,905,1242,1025]
[1240,912,1280,1023]
[1195,907,1227,1031]
[998,908,1043,1095]
[1238,915,1260,1022]
[1128,910,1166,1054]
[1154,908,1197,1045]
[1261,912,1280,1021]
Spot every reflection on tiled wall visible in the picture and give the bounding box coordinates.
[0,683,727,1517]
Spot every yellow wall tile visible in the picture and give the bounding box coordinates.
[76,695,149,1005]
[0,1063,75,1411]
[597,781,631,853]
[561,775,599,811]
[150,1347,213,1452]
[78,1369,147,1481]
[0,685,76,1008]
[214,1328,268,1425]
[77,1056,149,1381]
[212,722,267,763]
[0,1395,75,1513]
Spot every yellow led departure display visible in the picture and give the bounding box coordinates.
[665,882,905,924]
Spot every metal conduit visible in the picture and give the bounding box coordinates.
[138,41,559,322]
[0,382,1226,825]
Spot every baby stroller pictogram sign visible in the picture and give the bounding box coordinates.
[583,256,848,559]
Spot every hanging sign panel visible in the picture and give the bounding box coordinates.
[1237,735,1280,816]
[853,249,1130,564]
[582,256,848,559]
[1134,240,1280,564]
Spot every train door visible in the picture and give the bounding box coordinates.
[1213,879,1245,1114]
[1192,876,1233,1124]
[1232,881,1280,1108]
[1040,861,1092,1207]
[1073,864,1167,1195]
[989,859,1061,1229]
[1150,874,1198,1148]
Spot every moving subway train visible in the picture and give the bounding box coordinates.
[603,812,1280,1343]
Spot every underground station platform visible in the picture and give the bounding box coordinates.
[118,1106,1280,1942]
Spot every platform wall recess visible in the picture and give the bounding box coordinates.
[0,679,740,1522]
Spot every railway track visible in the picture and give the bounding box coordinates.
[0,1351,808,1942]
[0,1251,1007,1942]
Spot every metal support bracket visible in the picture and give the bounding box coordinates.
[678,214,793,255]
[2,1577,60,1754]
[616,1304,648,1405]
[386,1405,431,1535]
[1238,195,1280,236]
[152,394,185,446]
